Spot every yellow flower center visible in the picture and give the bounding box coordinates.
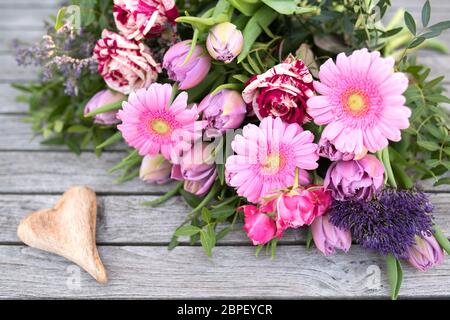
[343,90,369,116]
[150,119,171,135]
[261,153,284,174]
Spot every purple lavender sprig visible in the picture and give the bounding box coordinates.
[14,23,98,96]
[328,188,434,259]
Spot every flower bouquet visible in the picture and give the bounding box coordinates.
[15,0,450,299]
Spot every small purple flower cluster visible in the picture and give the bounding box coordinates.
[14,25,97,96]
[328,188,434,258]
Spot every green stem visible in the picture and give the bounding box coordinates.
[142,182,184,207]
[189,181,220,215]
[181,28,199,66]
[169,82,179,106]
[381,148,398,188]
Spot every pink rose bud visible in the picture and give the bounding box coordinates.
[139,154,172,184]
[274,186,331,232]
[407,234,444,271]
[198,89,247,137]
[113,0,179,40]
[240,205,277,245]
[311,214,352,255]
[84,89,125,125]
[324,154,384,201]
[206,22,243,63]
[93,30,161,94]
[242,55,315,125]
[171,143,217,196]
[162,40,211,90]
[276,190,316,230]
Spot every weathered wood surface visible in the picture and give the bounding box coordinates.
[0,193,449,245]
[0,245,449,299]
[0,0,449,299]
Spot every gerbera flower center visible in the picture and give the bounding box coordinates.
[261,153,285,175]
[342,90,369,116]
[150,119,171,135]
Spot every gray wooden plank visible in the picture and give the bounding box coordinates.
[0,30,45,54]
[0,151,174,194]
[0,245,449,298]
[0,193,448,245]
[0,9,55,30]
[0,84,28,113]
[0,115,127,150]
[0,56,39,81]
[0,0,58,8]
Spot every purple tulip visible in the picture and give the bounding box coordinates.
[407,234,444,271]
[198,89,247,137]
[206,22,243,63]
[171,143,217,196]
[324,154,384,201]
[311,214,352,255]
[162,40,211,90]
[84,89,125,125]
[318,137,359,161]
[139,154,172,184]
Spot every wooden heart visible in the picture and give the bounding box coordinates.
[17,186,107,283]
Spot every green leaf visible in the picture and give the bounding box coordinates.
[179,189,202,208]
[421,0,431,27]
[404,11,416,35]
[228,0,260,16]
[200,227,215,257]
[408,36,426,49]
[96,131,122,150]
[216,227,231,241]
[434,177,450,186]
[306,227,314,250]
[174,225,202,237]
[232,74,250,83]
[41,136,65,145]
[433,224,450,254]
[211,206,236,220]
[211,83,243,95]
[386,254,403,300]
[201,207,212,223]
[429,20,450,32]
[168,236,179,251]
[84,99,125,117]
[417,140,441,151]
[262,0,317,15]
[54,120,64,133]
[238,6,278,63]
[67,125,90,134]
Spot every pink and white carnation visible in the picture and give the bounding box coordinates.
[242,55,315,125]
[113,0,179,40]
[225,117,319,204]
[307,48,411,155]
[117,83,205,159]
[93,29,161,95]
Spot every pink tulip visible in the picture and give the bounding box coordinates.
[407,234,444,271]
[311,214,352,255]
[139,154,172,184]
[162,40,211,90]
[84,89,125,125]
[324,154,384,201]
[274,186,332,233]
[171,143,217,196]
[240,205,277,245]
[198,89,247,137]
[276,190,316,230]
[206,22,243,63]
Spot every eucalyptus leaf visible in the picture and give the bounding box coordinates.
[404,11,416,35]
[421,0,431,28]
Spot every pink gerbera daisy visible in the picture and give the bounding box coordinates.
[225,117,318,203]
[307,49,411,155]
[117,83,204,159]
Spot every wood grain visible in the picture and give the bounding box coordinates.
[0,193,448,245]
[0,151,175,194]
[0,245,449,299]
